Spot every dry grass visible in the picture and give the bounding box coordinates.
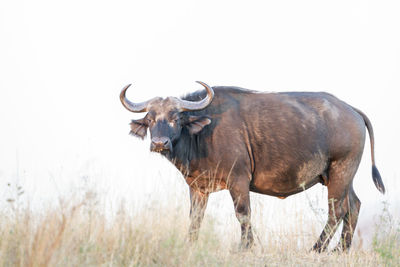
[0,186,399,267]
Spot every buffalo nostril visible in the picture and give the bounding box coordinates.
[163,139,169,145]
[152,141,163,146]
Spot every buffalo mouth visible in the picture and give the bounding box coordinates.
[151,147,170,153]
[150,145,172,155]
[150,137,173,154]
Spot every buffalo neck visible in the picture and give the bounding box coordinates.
[166,129,206,176]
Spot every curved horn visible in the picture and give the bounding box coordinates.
[120,84,150,113]
[179,81,215,111]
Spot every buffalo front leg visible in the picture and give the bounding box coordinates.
[229,179,254,250]
[188,187,209,242]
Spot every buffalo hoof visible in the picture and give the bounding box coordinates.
[238,240,254,252]
[331,246,350,253]
[310,244,326,253]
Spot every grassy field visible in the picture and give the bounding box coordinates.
[0,184,399,267]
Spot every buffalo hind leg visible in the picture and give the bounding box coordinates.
[188,187,209,242]
[312,158,359,252]
[229,179,254,250]
[335,185,361,251]
[312,195,346,252]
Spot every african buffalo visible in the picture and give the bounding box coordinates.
[120,81,385,251]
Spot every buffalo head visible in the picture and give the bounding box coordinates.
[120,81,214,154]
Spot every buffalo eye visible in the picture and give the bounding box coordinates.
[168,118,179,127]
[170,115,180,123]
[146,116,154,124]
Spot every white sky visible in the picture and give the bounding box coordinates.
[0,0,399,244]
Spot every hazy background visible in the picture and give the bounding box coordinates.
[0,0,399,247]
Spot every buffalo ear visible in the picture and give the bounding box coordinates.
[185,116,211,135]
[130,118,148,139]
